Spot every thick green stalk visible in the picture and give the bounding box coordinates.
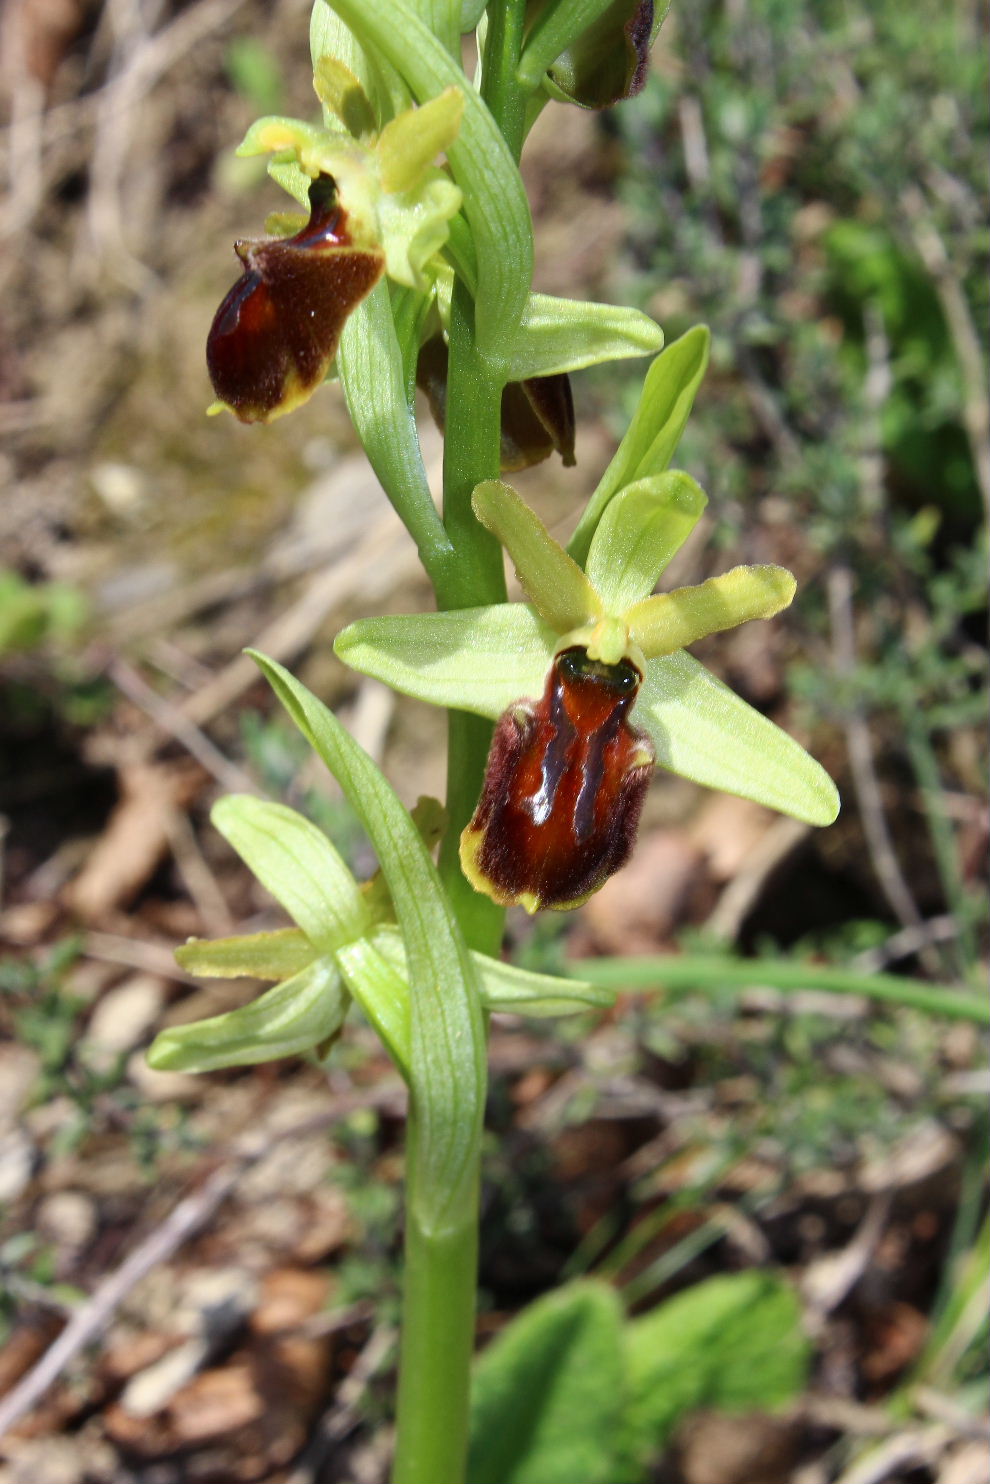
[433,277,509,959]
[392,1117,480,1484]
[480,0,529,160]
[392,178,508,1484]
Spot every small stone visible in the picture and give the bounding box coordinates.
[0,1045,41,1126]
[35,1190,97,1255]
[126,1050,202,1102]
[81,976,165,1072]
[0,1129,34,1203]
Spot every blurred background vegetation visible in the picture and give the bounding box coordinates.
[0,1,987,1481]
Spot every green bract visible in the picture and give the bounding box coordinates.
[336,475,840,828]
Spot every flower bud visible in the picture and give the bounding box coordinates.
[534,0,656,110]
[460,646,655,912]
[417,335,575,471]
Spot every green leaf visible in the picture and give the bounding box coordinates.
[620,1272,810,1474]
[568,327,710,566]
[324,0,532,362]
[468,1281,625,1484]
[147,958,348,1072]
[473,481,598,633]
[175,928,317,981]
[335,931,412,1073]
[334,603,556,720]
[250,652,486,1235]
[504,295,662,380]
[212,796,369,953]
[338,284,453,583]
[584,472,708,613]
[634,650,840,825]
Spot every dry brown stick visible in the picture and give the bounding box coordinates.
[705,815,810,942]
[0,1094,406,1441]
[162,804,235,938]
[108,656,257,796]
[900,184,990,522]
[828,562,937,970]
[0,1162,239,1439]
[179,514,416,730]
[285,1324,398,1484]
[826,306,943,973]
[81,929,200,982]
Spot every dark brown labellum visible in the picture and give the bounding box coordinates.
[206,174,385,424]
[461,647,655,911]
[417,334,575,470]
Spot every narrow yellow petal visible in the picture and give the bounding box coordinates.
[628,565,797,658]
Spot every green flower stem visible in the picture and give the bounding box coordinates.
[577,955,990,1024]
[392,137,511,1484]
[433,277,508,956]
[480,0,529,161]
[437,280,507,607]
[439,708,505,958]
[393,1119,480,1484]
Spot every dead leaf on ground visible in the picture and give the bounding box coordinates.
[62,759,204,922]
[580,828,714,954]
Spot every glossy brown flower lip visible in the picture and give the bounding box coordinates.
[206,173,385,424]
[460,646,655,912]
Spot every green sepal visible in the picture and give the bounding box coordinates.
[236,114,327,161]
[584,472,708,614]
[310,0,404,126]
[569,327,711,565]
[376,86,463,193]
[313,55,377,137]
[633,650,840,825]
[335,603,556,720]
[263,208,308,237]
[335,930,412,1074]
[369,924,614,1018]
[472,952,614,1017]
[250,651,485,1235]
[147,957,349,1073]
[175,928,317,982]
[628,565,797,659]
[473,481,599,633]
[212,796,368,953]
[267,157,313,209]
